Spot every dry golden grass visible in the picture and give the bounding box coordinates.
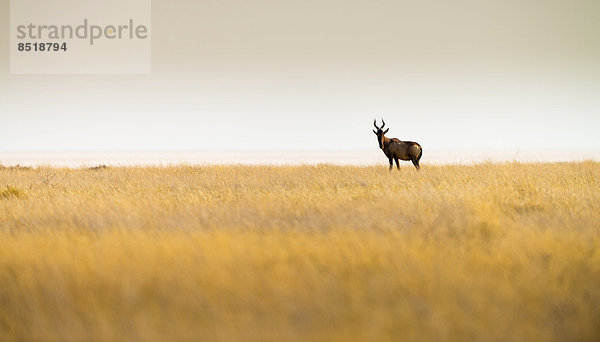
[1,162,599,341]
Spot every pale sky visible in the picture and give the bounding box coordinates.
[1,0,599,151]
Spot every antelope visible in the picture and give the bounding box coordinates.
[373,119,422,171]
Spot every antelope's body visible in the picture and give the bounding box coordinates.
[373,119,422,171]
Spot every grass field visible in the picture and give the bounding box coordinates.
[1,162,599,341]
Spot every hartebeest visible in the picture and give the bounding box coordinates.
[373,119,422,171]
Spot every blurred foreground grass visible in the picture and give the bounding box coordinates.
[1,162,599,341]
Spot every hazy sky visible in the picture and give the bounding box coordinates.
[1,0,599,151]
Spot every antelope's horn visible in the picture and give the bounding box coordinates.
[373,119,379,129]
[381,118,386,129]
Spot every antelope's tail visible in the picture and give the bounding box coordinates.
[417,145,423,161]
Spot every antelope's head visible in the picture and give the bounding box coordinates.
[373,118,389,149]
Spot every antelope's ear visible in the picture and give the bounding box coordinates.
[373,129,377,134]
[383,128,389,134]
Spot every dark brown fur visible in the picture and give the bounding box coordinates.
[373,119,422,171]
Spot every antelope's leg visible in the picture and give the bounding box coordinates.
[411,158,420,171]
[388,157,393,171]
[394,158,400,170]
